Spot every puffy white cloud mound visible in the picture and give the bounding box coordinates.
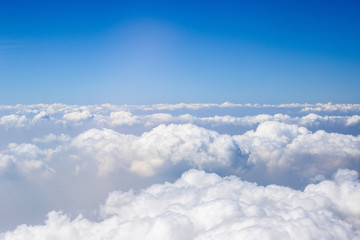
[235,121,360,177]
[71,121,360,179]
[2,169,359,240]
[0,143,55,177]
[1,121,359,182]
[0,114,28,128]
[63,111,93,124]
[71,124,244,176]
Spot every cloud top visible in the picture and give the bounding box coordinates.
[1,169,359,240]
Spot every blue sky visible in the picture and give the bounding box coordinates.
[1,0,359,104]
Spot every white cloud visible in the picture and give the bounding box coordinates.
[301,103,360,112]
[234,121,360,177]
[0,154,13,172]
[1,169,359,240]
[197,113,294,126]
[346,115,360,126]
[145,102,240,111]
[108,111,138,126]
[63,111,93,122]
[71,124,244,176]
[0,114,28,128]
[32,111,51,122]
[1,103,360,134]
[66,121,360,182]
[144,113,174,126]
[0,143,56,178]
[1,120,358,182]
[299,113,360,128]
[70,128,136,176]
[32,134,71,144]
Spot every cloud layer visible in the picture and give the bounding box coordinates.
[1,169,359,240]
[1,103,360,235]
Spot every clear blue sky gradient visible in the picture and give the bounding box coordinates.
[1,0,359,104]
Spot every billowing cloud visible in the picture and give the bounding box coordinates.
[107,111,138,126]
[68,122,360,181]
[234,121,360,177]
[0,114,28,128]
[63,111,93,124]
[71,124,244,177]
[1,121,359,184]
[1,169,359,239]
[0,142,56,178]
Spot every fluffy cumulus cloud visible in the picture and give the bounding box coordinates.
[63,111,93,122]
[1,169,359,240]
[1,103,360,236]
[0,114,28,128]
[107,111,138,126]
[299,113,360,128]
[66,122,360,181]
[234,121,360,177]
[0,143,56,177]
[1,121,359,182]
[71,124,244,176]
